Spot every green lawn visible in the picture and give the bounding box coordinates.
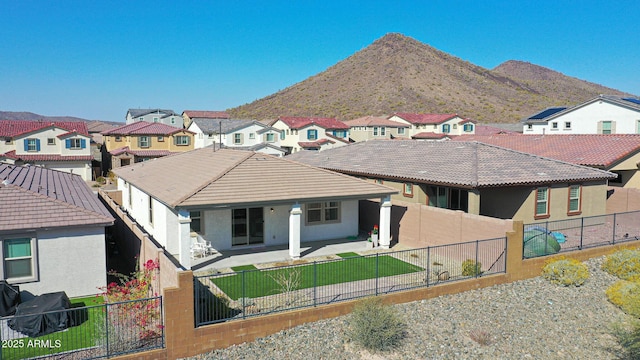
[337,252,361,258]
[1,295,105,360]
[212,255,424,300]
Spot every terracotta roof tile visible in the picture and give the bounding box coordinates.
[109,146,175,157]
[0,120,89,137]
[102,122,192,136]
[0,150,93,162]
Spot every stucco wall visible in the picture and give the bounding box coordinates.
[18,227,106,299]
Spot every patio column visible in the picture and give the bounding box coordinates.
[289,203,302,259]
[379,195,392,249]
[177,209,192,268]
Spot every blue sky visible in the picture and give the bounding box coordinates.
[1,1,638,122]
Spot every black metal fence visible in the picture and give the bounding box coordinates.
[0,296,164,360]
[194,237,507,327]
[523,210,640,259]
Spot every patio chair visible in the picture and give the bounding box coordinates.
[194,235,215,256]
[190,243,206,259]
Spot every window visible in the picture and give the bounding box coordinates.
[148,195,154,226]
[153,117,159,123]
[428,186,468,211]
[157,136,164,142]
[281,130,286,140]
[432,125,437,130]
[266,133,275,142]
[535,187,550,219]
[306,202,341,224]
[115,135,122,142]
[47,138,55,145]
[527,124,533,130]
[171,118,176,124]
[564,122,571,130]
[234,133,242,145]
[249,133,255,140]
[453,124,458,129]
[4,137,12,145]
[403,183,413,197]
[398,128,405,135]
[599,120,613,134]
[2,236,37,282]
[375,179,384,184]
[24,138,40,152]
[66,138,85,149]
[138,136,150,148]
[568,185,582,215]
[551,122,558,130]
[380,127,386,136]
[442,124,451,133]
[373,127,379,136]
[463,123,474,132]
[334,130,346,138]
[175,135,190,146]
[307,129,318,140]
[190,211,202,233]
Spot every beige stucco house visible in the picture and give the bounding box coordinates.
[387,113,476,138]
[288,140,616,224]
[344,116,411,142]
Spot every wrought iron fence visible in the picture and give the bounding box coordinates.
[523,210,640,259]
[194,237,507,327]
[0,296,164,360]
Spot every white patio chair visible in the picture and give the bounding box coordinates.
[194,235,215,256]
[190,242,206,259]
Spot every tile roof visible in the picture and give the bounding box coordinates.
[127,109,178,118]
[298,138,335,148]
[287,140,615,188]
[86,121,119,133]
[0,150,93,162]
[390,113,459,125]
[183,110,230,119]
[452,134,640,168]
[411,132,451,140]
[344,116,410,127]
[0,120,89,137]
[109,146,175,157]
[0,164,113,231]
[473,124,521,135]
[113,147,396,208]
[101,121,191,136]
[278,116,350,130]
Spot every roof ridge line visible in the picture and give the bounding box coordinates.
[172,149,256,207]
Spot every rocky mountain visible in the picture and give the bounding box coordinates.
[229,33,630,123]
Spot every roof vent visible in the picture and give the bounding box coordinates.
[2,179,10,186]
[537,172,547,176]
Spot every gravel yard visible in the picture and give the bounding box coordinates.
[186,256,634,360]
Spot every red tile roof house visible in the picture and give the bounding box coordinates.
[0,120,94,181]
[270,116,351,154]
[112,147,396,269]
[101,121,195,170]
[288,140,616,224]
[0,163,114,299]
[453,134,640,189]
[387,113,476,138]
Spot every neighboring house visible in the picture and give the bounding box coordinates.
[453,134,640,189]
[101,122,195,170]
[0,120,93,181]
[182,110,230,129]
[86,121,119,177]
[187,118,285,156]
[522,95,640,134]
[270,116,351,154]
[126,109,183,128]
[344,116,411,142]
[112,147,396,268]
[0,163,114,298]
[387,113,476,138]
[288,140,616,224]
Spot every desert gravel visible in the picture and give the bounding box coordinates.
[187,256,633,359]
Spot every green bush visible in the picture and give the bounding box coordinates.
[612,320,640,360]
[347,297,406,352]
[462,259,482,277]
[541,257,589,286]
[606,280,640,318]
[602,248,640,280]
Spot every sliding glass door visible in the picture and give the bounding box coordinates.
[232,207,264,246]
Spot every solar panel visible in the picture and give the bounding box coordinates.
[622,98,640,105]
[528,107,567,120]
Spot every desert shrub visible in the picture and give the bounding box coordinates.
[606,280,640,318]
[468,328,493,346]
[612,321,640,360]
[462,259,482,277]
[541,257,589,286]
[96,176,106,185]
[602,248,640,280]
[347,297,406,352]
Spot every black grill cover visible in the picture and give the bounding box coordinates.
[0,280,20,316]
[8,292,73,337]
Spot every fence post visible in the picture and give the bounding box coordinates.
[612,213,617,244]
[475,240,480,278]
[105,303,110,357]
[313,261,317,307]
[580,217,584,250]
[242,271,246,319]
[426,247,430,287]
[194,278,199,327]
[375,253,379,296]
